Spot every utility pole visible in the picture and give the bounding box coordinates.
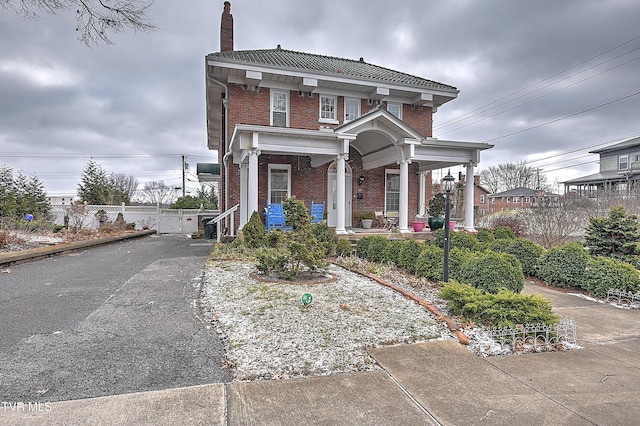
[182,155,186,198]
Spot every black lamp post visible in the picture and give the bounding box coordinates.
[442,170,455,282]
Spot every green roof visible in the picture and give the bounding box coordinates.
[208,47,457,92]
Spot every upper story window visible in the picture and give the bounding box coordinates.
[491,198,495,204]
[344,98,360,122]
[387,102,402,119]
[524,197,531,203]
[619,155,629,170]
[271,90,289,127]
[320,94,338,123]
[513,196,520,203]
[479,195,485,203]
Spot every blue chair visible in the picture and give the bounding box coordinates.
[265,203,287,231]
[310,201,325,224]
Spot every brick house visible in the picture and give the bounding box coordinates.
[487,187,560,212]
[204,2,492,234]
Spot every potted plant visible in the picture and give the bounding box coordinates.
[427,193,445,231]
[356,211,375,229]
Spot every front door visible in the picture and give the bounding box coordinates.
[327,162,352,227]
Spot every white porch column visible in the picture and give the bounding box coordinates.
[335,153,348,235]
[418,170,427,217]
[239,162,248,227]
[398,159,410,233]
[464,162,477,232]
[246,148,260,226]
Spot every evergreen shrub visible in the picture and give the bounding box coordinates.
[356,236,372,258]
[537,242,589,289]
[366,236,390,262]
[383,240,404,265]
[489,238,543,276]
[397,240,425,273]
[583,256,640,298]
[242,211,267,248]
[336,239,353,257]
[462,251,524,293]
[415,244,444,280]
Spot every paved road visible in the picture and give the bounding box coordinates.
[0,235,231,402]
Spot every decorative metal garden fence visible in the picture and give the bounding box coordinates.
[606,289,640,308]
[482,317,577,349]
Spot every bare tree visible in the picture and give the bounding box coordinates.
[525,198,591,248]
[479,161,548,193]
[107,173,138,205]
[137,180,178,206]
[1,0,155,45]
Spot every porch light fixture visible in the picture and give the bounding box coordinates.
[442,170,455,282]
[358,176,365,186]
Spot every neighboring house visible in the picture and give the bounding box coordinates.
[470,175,492,216]
[46,194,78,206]
[487,187,560,212]
[202,2,492,234]
[564,135,640,197]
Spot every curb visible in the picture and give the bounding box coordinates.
[339,265,470,345]
[0,229,157,267]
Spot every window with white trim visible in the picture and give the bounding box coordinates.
[385,170,400,213]
[513,196,520,203]
[319,94,337,122]
[619,155,629,170]
[344,97,360,122]
[387,102,402,119]
[270,90,289,127]
[268,164,291,204]
[491,198,495,204]
[480,195,485,203]
[524,197,531,203]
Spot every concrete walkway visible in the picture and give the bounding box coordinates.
[2,280,639,425]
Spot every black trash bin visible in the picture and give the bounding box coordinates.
[202,217,217,239]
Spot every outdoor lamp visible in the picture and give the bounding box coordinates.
[442,170,455,282]
[358,176,365,186]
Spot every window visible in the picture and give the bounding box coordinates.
[479,195,485,203]
[319,94,337,122]
[513,196,520,203]
[619,155,629,170]
[387,102,402,119]
[271,90,289,127]
[385,170,400,213]
[268,164,291,204]
[524,197,531,203]
[491,198,495,204]
[506,197,511,203]
[344,98,360,122]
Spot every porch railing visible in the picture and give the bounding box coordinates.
[208,204,239,243]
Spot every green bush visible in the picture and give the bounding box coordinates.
[489,238,543,277]
[583,256,640,298]
[282,197,311,230]
[383,240,404,265]
[311,222,338,256]
[356,237,372,258]
[366,236,390,263]
[537,242,589,289]
[397,240,426,273]
[431,229,478,250]
[493,226,516,239]
[415,244,444,280]
[584,206,640,262]
[476,228,495,243]
[462,251,524,293]
[440,281,560,327]
[336,239,353,257]
[242,211,268,248]
[449,247,476,282]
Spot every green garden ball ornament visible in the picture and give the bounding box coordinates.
[301,293,313,307]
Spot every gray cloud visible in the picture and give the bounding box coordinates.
[1,0,639,195]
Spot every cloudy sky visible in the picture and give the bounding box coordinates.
[1,0,639,197]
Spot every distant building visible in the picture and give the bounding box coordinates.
[487,187,560,213]
[46,194,78,205]
[564,135,640,197]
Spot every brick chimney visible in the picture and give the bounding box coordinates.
[220,1,233,52]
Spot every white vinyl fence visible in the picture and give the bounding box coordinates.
[49,204,219,235]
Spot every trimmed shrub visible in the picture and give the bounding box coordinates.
[584,206,640,262]
[311,222,338,256]
[537,242,589,289]
[356,237,372,258]
[397,240,425,273]
[583,256,640,298]
[415,244,444,280]
[366,236,390,263]
[432,229,479,251]
[462,251,524,293]
[493,226,516,239]
[476,228,495,243]
[336,239,353,257]
[489,238,544,277]
[383,240,404,265]
[449,247,476,282]
[440,281,560,327]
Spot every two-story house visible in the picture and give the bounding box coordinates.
[564,135,640,197]
[203,2,492,235]
[487,188,560,212]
